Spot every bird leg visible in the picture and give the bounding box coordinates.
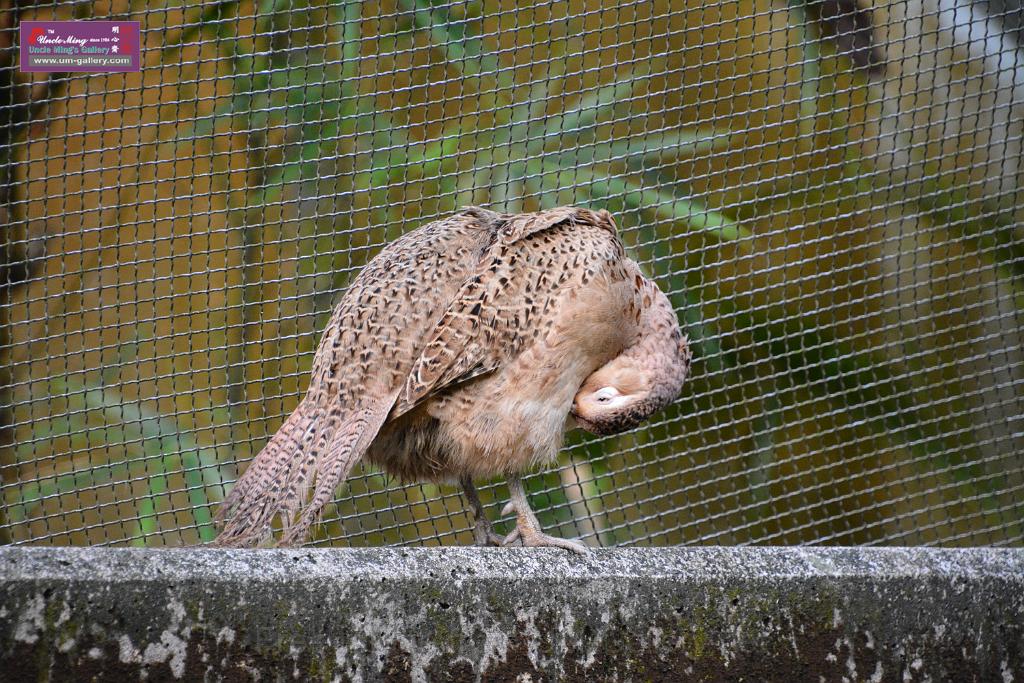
[501,476,589,554]
[461,477,504,547]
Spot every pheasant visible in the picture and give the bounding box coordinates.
[214,206,691,552]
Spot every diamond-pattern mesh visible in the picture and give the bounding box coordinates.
[1,0,1022,548]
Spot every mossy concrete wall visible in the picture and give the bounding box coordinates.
[1,546,1022,682]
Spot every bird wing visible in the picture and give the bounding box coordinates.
[391,206,621,418]
[217,209,499,546]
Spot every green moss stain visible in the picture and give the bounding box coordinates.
[690,624,707,659]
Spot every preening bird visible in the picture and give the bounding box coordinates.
[215,206,691,552]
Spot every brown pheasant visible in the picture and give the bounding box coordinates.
[214,206,691,552]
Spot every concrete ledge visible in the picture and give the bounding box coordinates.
[1,547,1022,682]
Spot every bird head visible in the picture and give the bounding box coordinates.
[570,344,689,436]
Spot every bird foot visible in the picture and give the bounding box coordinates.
[502,522,590,554]
[473,517,505,547]
[499,477,589,554]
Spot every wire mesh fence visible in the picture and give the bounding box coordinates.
[0,0,1022,549]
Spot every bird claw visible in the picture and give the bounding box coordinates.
[473,517,505,547]
[501,527,521,547]
[504,523,589,554]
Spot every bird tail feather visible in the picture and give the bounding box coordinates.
[213,398,390,547]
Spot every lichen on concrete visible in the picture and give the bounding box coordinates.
[1,546,1022,681]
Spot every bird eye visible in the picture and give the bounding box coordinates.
[593,387,620,404]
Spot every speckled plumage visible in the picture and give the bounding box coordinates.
[215,206,690,549]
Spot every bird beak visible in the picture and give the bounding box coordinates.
[569,407,600,434]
